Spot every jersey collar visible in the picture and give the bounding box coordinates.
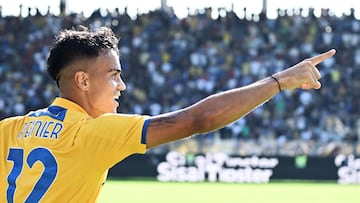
[51,97,89,115]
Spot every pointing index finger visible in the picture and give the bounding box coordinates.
[307,49,336,66]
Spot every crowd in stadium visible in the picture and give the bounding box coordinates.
[0,5,359,157]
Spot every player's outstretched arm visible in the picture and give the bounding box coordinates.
[145,49,336,148]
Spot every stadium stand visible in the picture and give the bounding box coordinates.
[0,6,359,157]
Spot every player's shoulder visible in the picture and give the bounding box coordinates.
[0,115,26,128]
[0,108,48,127]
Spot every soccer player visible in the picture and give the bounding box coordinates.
[0,26,335,202]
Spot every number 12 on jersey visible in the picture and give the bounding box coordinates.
[7,147,58,203]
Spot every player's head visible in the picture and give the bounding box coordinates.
[47,25,126,118]
[47,25,119,86]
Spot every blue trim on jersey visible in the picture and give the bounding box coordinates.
[29,106,67,122]
[141,119,150,144]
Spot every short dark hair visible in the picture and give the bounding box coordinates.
[46,25,119,86]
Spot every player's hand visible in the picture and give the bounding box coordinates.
[273,49,336,90]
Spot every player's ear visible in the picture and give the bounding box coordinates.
[74,71,89,91]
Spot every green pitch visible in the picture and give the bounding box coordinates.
[98,179,359,203]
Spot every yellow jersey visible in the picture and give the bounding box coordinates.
[0,97,149,202]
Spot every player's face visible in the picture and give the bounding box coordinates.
[86,49,126,117]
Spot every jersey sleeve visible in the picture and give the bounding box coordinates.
[77,113,150,170]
